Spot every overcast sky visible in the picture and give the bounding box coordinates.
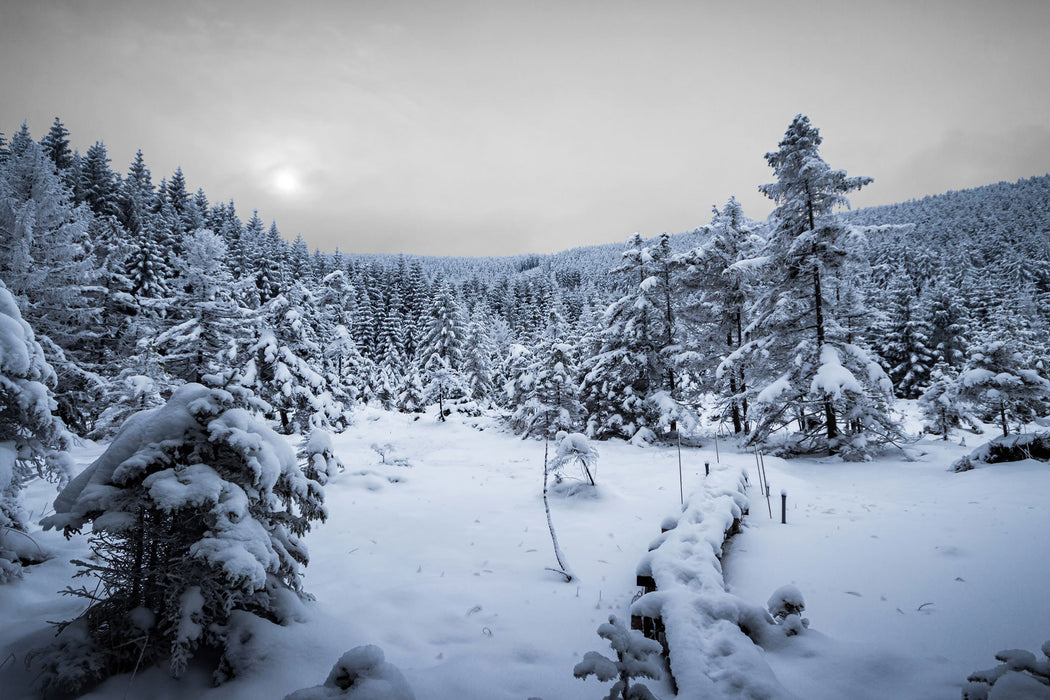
[2,0,1048,256]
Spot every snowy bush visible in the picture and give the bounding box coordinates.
[301,429,345,485]
[919,362,981,439]
[33,383,327,694]
[573,614,663,700]
[548,431,599,486]
[395,370,425,414]
[283,645,416,700]
[767,585,809,637]
[0,280,72,581]
[962,641,1050,700]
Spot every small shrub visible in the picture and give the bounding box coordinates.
[573,614,663,700]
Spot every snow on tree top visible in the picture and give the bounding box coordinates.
[44,383,213,529]
[811,345,862,398]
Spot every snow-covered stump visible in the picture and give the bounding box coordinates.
[630,463,795,698]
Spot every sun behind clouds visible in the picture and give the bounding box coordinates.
[271,167,300,196]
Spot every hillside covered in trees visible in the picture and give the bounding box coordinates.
[3,115,1048,445]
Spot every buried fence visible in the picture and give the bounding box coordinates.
[629,462,796,699]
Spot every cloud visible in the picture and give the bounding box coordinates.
[856,125,1050,208]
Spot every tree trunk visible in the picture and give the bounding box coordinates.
[736,310,748,434]
[728,330,742,434]
[814,265,837,442]
[1000,400,1008,438]
[663,266,676,396]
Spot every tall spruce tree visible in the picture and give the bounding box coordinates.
[744,115,898,455]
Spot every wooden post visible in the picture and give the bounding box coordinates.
[781,490,787,524]
[704,461,710,477]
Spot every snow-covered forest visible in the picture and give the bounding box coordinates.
[2,114,1050,699]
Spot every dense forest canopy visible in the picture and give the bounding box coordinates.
[1,116,1048,444]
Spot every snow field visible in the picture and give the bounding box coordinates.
[725,433,1050,699]
[0,408,708,699]
[3,409,1049,699]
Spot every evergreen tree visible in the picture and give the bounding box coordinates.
[244,286,346,434]
[509,311,583,438]
[39,117,73,173]
[395,369,425,414]
[676,197,763,433]
[924,285,969,368]
[155,231,245,384]
[79,141,121,219]
[35,383,326,693]
[0,125,104,430]
[878,271,934,398]
[918,362,977,439]
[957,339,1050,437]
[743,114,899,455]
[422,355,464,421]
[420,282,465,371]
[0,282,72,581]
[579,234,668,441]
[460,307,498,403]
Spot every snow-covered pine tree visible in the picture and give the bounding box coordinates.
[395,369,425,414]
[579,234,669,442]
[460,307,498,405]
[573,615,662,700]
[877,270,934,399]
[420,282,465,369]
[322,323,368,406]
[374,366,398,411]
[0,124,105,431]
[155,229,246,384]
[423,354,465,422]
[956,339,1050,437]
[509,310,584,438]
[744,115,899,456]
[676,197,764,434]
[918,362,978,439]
[0,281,72,581]
[244,286,345,434]
[420,283,467,420]
[87,369,167,441]
[299,428,344,485]
[923,285,969,368]
[35,383,327,693]
[39,117,74,174]
[78,141,121,220]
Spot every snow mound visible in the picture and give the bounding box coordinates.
[952,432,1050,472]
[632,464,795,698]
[283,645,416,700]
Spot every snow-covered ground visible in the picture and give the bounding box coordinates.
[726,430,1050,699]
[2,407,1048,699]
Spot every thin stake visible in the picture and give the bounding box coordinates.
[753,446,764,496]
[677,429,684,506]
[755,445,772,518]
[714,430,720,463]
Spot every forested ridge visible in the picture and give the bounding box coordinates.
[2,116,1048,446]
